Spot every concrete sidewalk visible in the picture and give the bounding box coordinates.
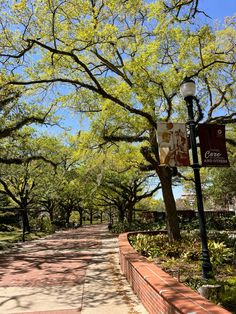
[0,225,148,314]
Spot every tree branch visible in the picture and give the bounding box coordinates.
[93,49,133,87]
[176,170,194,182]
[25,39,103,90]
[190,60,236,78]
[140,146,160,170]
[207,113,236,124]
[226,138,236,147]
[0,41,34,60]
[103,134,148,143]
[7,78,157,127]
[0,115,49,139]
[0,156,58,169]
[0,178,21,206]
[137,182,161,200]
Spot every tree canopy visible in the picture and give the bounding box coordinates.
[0,0,235,241]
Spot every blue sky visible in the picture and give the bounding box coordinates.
[200,0,235,20]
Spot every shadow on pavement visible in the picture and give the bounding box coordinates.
[0,224,146,314]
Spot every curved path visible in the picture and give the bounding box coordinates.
[0,224,147,314]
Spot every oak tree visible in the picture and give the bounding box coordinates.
[0,0,235,240]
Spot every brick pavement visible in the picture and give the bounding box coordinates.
[0,225,147,314]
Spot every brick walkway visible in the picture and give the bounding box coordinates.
[0,225,147,314]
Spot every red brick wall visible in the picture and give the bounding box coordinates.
[118,232,231,314]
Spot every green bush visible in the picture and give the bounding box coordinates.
[110,220,165,234]
[208,231,236,248]
[186,277,236,314]
[207,216,236,231]
[220,278,236,313]
[129,233,167,257]
[129,232,235,313]
[0,211,19,225]
[40,216,55,233]
[30,216,55,233]
[208,241,234,267]
[0,224,16,232]
[129,233,193,260]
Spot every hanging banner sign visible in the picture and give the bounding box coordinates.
[198,124,230,167]
[157,122,190,167]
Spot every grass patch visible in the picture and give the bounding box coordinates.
[0,228,48,250]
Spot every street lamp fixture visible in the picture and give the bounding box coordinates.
[180,78,213,280]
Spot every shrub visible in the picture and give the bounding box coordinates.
[208,241,234,267]
[220,278,236,313]
[129,233,168,257]
[110,220,165,234]
[0,224,16,232]
[30,216,55,233]
[208,231,236,248]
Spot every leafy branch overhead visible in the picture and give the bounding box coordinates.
[0,1,235,128]
[0,85,61,165]
[0,0,235,242]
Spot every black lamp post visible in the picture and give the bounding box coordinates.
[180,78,213,280]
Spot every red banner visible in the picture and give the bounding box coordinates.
[198,124,230,167]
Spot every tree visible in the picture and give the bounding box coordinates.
[0,162,34,241]
[73,134,161,223]
[97,170,160,223]
[0,81,58,176]
[0,130,67,238]
[0,1,235,241]
[0,85,54,139]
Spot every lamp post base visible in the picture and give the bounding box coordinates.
[202,250,214,279]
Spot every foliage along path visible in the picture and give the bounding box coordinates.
[0,224,147,314]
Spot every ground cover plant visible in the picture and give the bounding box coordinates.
[111,213,236,234]
[129,230,236,313]
[0,216,55,250]
[109,214,236,312]
[0,228,47,251]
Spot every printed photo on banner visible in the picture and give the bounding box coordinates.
[157,122,190,167]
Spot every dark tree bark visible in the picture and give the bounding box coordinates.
[89,208,93,224]
[158,167,181,241]
[118,205,125,223]
[127,206,133,225]
[21,208,30,242]
[78,207,83,226]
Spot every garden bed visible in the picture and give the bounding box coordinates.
[129,230,236,313]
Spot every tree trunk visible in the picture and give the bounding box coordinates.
[89,208,93,224]
[65,211,70,225]
[118,206,125,222]
[22,209,30,242]
[127,207,133,225]
[127,201,135,225]
[79,208,83,226]
[158,167,181,242]
[23,210,30,233]
[49,207,54,222]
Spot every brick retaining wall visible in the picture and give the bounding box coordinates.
[118,232,231,314]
